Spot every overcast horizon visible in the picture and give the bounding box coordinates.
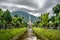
[0,0,60,17]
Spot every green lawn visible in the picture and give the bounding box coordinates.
[33,27,60,40]
[0,28,26,40]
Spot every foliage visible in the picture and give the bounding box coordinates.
[33,13,49,27]
[33,4,60,28]
[40,13,49,27]
[0,8,3,17]
[0,8,27,29]
[2,10,12,23]
[53,4,60,15]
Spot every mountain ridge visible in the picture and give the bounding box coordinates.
[11,11,38,23]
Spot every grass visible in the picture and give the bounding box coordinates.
[0,28,26,40]
[33,27,60,40]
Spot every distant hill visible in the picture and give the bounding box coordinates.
[11,11,38,23]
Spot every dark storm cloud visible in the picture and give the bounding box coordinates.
[0,0,38,8]
[15,0,60,14]
[54,0,60,4]
[36,0,56,13]
[15,0,38,8]
[0,0,60,16]
[33,0,60,13]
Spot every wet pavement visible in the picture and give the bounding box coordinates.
[16,28,40,40]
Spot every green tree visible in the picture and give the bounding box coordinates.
[48,16,55,27]
[12,16,24,27]
[2,10,12,29]
[0,8,3,17]
[18,17,23,23]
[54,13,60,27]
[14,15,18,17]
[2,10,12,22]
[53,4,60,15]
[51,4,60,28]
[38,13,49,27]
[0,17,5,29]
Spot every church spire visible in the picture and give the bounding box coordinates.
[29,15,31,22]
[28,15,33,26]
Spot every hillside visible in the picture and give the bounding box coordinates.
[11,11,38,23]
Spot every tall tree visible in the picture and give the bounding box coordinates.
[0,8,3,17]
[39,13,49,27]
[0,17,5,29]
[2,10,12,28]
[53,4,60,16]
[54,13,60,27]
[2,10,12,23]
[0,9,5,29]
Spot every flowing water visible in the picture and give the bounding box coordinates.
[16,28,40,40]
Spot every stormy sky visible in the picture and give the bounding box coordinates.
[0,0,60,16]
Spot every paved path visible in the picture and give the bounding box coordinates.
[16,28,40,40]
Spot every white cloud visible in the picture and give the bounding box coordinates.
[35,0,46,8]
[0,0,60,16]
[28,12,41,17]
[0,3,36,10]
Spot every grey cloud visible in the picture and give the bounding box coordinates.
[0,0,60,16]
[15,0,38,8]
[0,5,17,11]
[54,0,60,4]
[0,5,38,13]
[0,0,39,9]
[36,0,60,13]
[37,0,55,13]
